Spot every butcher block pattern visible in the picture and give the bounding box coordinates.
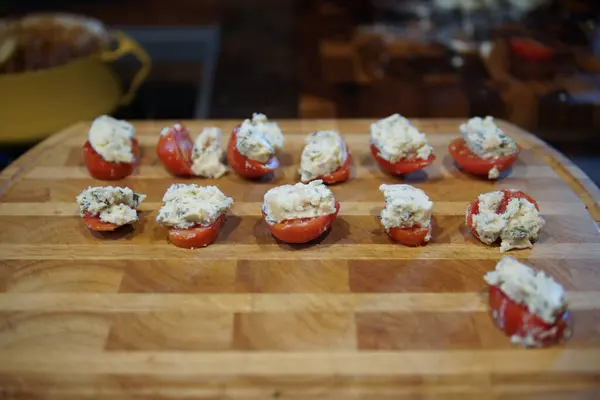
[0,119,599,399]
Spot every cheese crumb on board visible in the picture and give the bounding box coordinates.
[76,186,146,226]
[156,184,233,229]
[471,190,545,252]
[88,115,135,163]
[488,165,500,180]
[299,130,348,183]
[191,127,227,178]
[370,114,433,163]
[460,116,518,161]
[262,180,336,224]
[379,184,433,239]
[236,113,284,163]
[485,256,566,324]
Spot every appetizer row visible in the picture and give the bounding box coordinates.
[82,113,520,182]
[76,181,544,252]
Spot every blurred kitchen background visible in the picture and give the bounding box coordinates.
[1,0,600,183]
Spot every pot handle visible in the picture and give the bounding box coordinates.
[101,30,151,106]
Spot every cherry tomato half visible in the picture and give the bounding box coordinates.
[83,138,139,181]
[466,189,540,241]
[227,128,279,179]
[263,201,340,244]
[449,138,518,178]
[318,153,351,185]
[370,143,435,175]
[386,225,431,246]
[168,213,227,249]
[488,285,571,347]
[156,124,194,176]
[82,212,121,232]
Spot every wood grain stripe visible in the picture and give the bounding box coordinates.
[19,163,573,180]
[0,243,597,260]
[0,201,587,217]
[0,349,599,375]
[0,292,596,312]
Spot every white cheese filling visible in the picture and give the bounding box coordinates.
[379,184,433,237]
[88,115,135,163]
[471,190,545,252]
[460,116,518,160]
[370,114,433,163]
[485,256,566,324]
[236,113,284,163]
[156,184,233,229]
[76,186,145,226]
[299,130,348,183]
[262,180,336,224]
[191,127,227,179]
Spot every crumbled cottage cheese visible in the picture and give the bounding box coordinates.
[471,190,545,252]
[299,130,348,182]
[379,184,433,240]
[460,116,518,160]
[88,115,135,163]
[236,113,284,162]
[262,180,336,224]
[76,186,145,226]
[370,114,433,162]
[156,184,233,229]
[191,127,227,178]
[485,256,566,324]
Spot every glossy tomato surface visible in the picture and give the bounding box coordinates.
[263,201,340,244]
[168,213,227,249]
[387,225,431,246]
[227,129,279,179]
[83,138,138,181]
[370,143,435,175]
[488,285,571,347]
[156,124,194,176]
[448,138,518,178]
[82,212,120,231]
[318,153,351,184]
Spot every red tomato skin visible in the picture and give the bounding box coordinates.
[82,211,124,231]
[156,124,194,176]
[370,143,435,175]
[227,128,279,179]
[448,138,518,177]
[263,201,340,244]
[488,285,571,347]
[509,38,554,62]
[83,138,138,181]
[168,213,227,249]
[466,189,540,241]
[305,153,352,185]
[386,225,431,246]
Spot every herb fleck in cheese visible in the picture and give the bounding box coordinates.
[370,114,433,163]
[156,184,233,229]
[471,190,545,252]
[76,186,145,226]
[299,130,348,183]
[460,116,518,161]
[191,127,227,178]
[262,180,336,224]
[236,113,284,163]
[379,184,433,238]
[88,115,135,163]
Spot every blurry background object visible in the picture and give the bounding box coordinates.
[0,13,150,143]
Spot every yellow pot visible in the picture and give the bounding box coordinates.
[0,14,151,143]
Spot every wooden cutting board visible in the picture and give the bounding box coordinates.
[0,119,599,399]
